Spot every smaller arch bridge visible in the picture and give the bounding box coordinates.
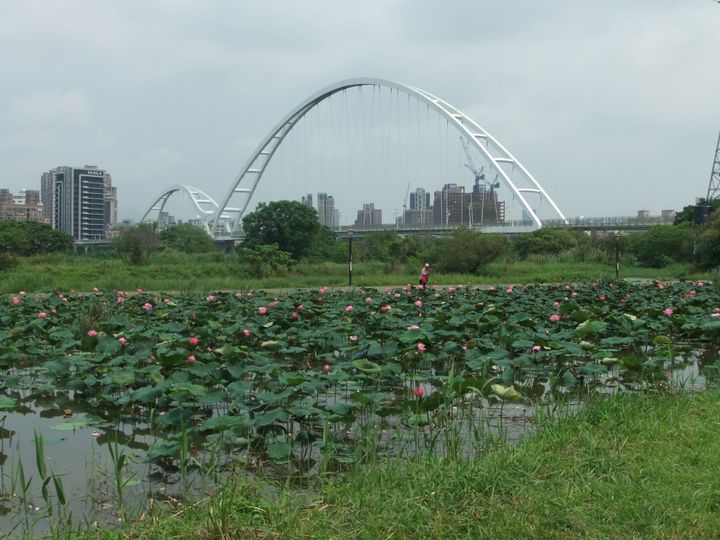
[140,184,228,234]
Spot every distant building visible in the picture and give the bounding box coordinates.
[432,183,504,227]
[637,210,651,220]
[317,192,338,228]
[40,166,118,240]
[354,203,383,227]
[404,187,433,227]
[661,209,676,222]
[301,193,313,208]
[0,189,47,223]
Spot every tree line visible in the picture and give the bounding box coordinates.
[2,198,720,275]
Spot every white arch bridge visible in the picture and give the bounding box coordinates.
[141,77,568,239]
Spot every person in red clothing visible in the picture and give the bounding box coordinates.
[418,262,430,289]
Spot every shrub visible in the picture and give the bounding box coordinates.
[629,225,693,268]
[695,211,720,270]
[237,243,294,278]
[0,220,73,256]
[511,228,582,259]
[113,224,160,265]
[160,223,216,253]
[426,228,506,273]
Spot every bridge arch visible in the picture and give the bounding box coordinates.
[212,77,568,237]
[141,184,220,234]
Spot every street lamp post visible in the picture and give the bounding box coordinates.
[348,229,354,287]
[614,233,620,280]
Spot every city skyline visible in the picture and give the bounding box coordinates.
[1,2,718,223]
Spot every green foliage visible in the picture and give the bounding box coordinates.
[305,225,346,262]
[427,228,506,273]
[357,231,421,265]
[237,243,294,277]
[674,198,720,226]
[160,223,216,253]
[695,211,720,269]
[0,220,73,256]
[242,200,320,259]
[629,224,693,268]
[511,228,583,258]
[113,223,160,265]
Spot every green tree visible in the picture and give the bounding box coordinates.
[305,225,346,262]
[674,199,720,226]
[629,224,693,268]
[695,211,720,269]
[113,224,160,265]
[428,228,506,273]
[0,220,73,256]
[241,201,320,259]
[160,223,216,253]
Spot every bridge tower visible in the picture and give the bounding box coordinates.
[707,130,720,201]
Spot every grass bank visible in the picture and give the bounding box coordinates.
[0,252,708,294]
[82,388,720,539]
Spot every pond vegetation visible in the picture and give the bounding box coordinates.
[1,279,720,536]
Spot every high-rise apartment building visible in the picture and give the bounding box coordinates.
[317,192,338,229]
[40,166,118,240]
[433,183,505,227]
[0,189,47,222]
[354,203,382,227]
[301,193,313,208]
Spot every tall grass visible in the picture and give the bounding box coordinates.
[0,251,711,294]
[79,388,720,539]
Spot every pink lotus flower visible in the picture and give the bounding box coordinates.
[291,311,299,319]
[506,287,514,294]
[186,355,196,364]
[319,286,329,294]
[93,287,100,293]
[448,287,456,293]
[118,337,127,344]
[416,343,426,352]
[50,308,57,314]
[234,292,243,299]
[549,314,560,322]
[87,329,98,337]
[297,304,304,311]
[206,294,216,302]
[322,363,330,374]
[242,329,251,337]
[317,297,324,303]
[117,297,124,304]
[268,301,278,308]
[395,293,401,299]
[11,296,20,305]
[349,335,358,342]
[380,304,391,312]
[532,345,541,352]
[345,305,353,313]
[552,301,560,307]
[657,283,665,290]
[414,300,423,308]
[413,386,425,398]
[365,297,374,303]
[599,295,606,302]
[38,312,47,319]
[258,306,268,315]
[687,290,697,298]
[136,288,144,294]
[407,324,420,330]
[663,308,673,316]
[142,303,153,312]
[189,336,199,346]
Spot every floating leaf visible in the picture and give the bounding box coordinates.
[50,420,91,431]
[490,384,523,401]
[0,396,16,410]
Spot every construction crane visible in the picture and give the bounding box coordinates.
[460,137,499,193]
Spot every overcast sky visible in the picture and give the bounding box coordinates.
[1,0,719,223]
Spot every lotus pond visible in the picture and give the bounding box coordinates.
[1,280,720,535]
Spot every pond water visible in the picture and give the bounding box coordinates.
[0,348,715,538]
